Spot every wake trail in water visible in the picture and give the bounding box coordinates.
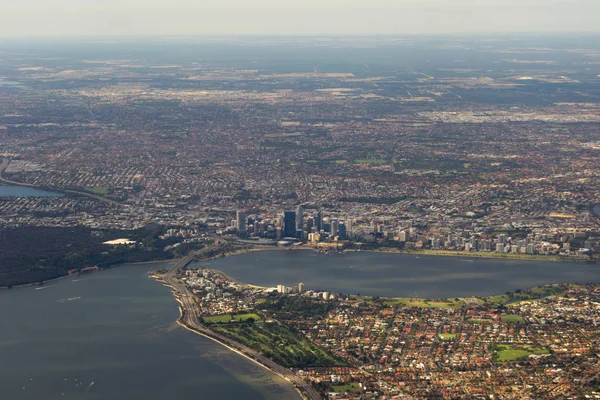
[34,285,56,291]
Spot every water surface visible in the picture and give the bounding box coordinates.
[0,184,64,197]
[199,250,600,298]
[0,263,299,400]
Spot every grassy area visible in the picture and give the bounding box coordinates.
[335,159,347,164]
[212,322,347,368]
[202,313,261,323]
[86,186,109,195]
[467,318,494,324]
[493,344,549,362]
[354,159,387,165]
[330,383,361,393]
[383,298,464,309]
[501,314,524,323]
[439,333,458,341]
[484,285,568,307]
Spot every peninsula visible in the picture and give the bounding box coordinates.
[152,243,600,399]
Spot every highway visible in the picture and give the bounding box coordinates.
[162,239,322,400]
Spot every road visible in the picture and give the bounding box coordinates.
[0,157,124,207]
[162,239,322,400]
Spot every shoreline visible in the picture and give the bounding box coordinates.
[157,277,309,400]
[362,248,593,263]
[0,157,124,206]
[2,242,592,290]
[0,258,176,290]
[202,243,593,264]
[175,316,305,400]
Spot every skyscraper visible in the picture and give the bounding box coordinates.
[315,210,323,231]
[236,210,246,232]
[284,211,297,238]
[330,220,339,238]
[296,205,304,230]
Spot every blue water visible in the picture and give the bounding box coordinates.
[0,185,64,197]
[0,263,299,400]
[199,250,600,298]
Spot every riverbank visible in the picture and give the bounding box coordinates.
[0,157,124,206]
[204,243,592,264]
[0,257,176,290]
[0,272,71,290]
[155,274,313,400]
[364,247,593,263]
[175,316,306,400]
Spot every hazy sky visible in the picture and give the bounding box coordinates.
[1,0,599,37]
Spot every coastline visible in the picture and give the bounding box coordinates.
[206,243,592,264]
[3,241,592,289]
[175,314,305,400]
[0,157,124,206]
[0,272,71,290]
[0,257,176,290]
[362,248,593,263]
[158,278,309,400]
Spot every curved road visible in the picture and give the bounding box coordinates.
[163,241,322,400]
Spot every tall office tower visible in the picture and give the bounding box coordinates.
[256,221,265,235]
[338,222,347,240]
[298,282,304,293]
[398,230,407,242]
[470,237,479,250]
[284,211,297,237]
[236,210,246,232]
[306,217,314,232]
[330,220,339,238]
[315,210,323,231]
[296,205,304,230]
[346,218,353,238]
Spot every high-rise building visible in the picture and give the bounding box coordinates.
[284,211,297,237]
[338,223,347,240]
[346,219,353,239]
[526,243,535,254]
[296,205,304,230]
[398,230,407,242]
[470,237,479,250]
[330,220,339,238]
[236,210,246,232]
[306,217,314,232]
[298,282,304,293]
[315,210,323,231]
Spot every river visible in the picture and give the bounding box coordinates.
[2,251,598,400]
[196,250,600,298]
[0,185,64,198]
[0,262,299,400]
